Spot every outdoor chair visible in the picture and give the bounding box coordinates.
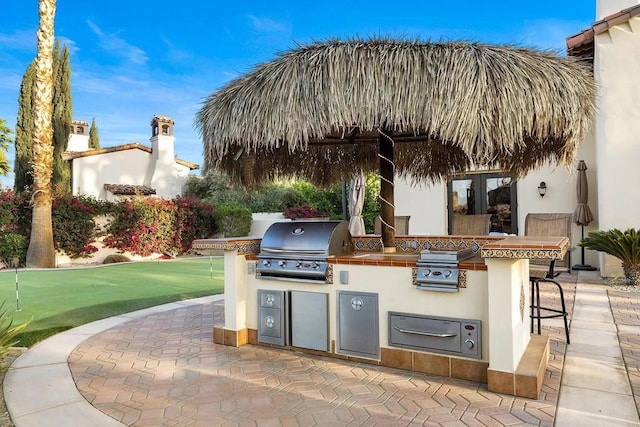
[374,216,410,235]
[451,214,492,236]
[525,213,573,344]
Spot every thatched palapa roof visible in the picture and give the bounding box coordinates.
[196,38,595,187]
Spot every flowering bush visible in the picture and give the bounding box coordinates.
[52,194,107,258]
[173,196,217,252]
[0,190,217,261]
[104,196,217,257]
[283,205,320,219]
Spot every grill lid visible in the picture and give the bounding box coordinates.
[260,220,354,258]
[418,248,474,264]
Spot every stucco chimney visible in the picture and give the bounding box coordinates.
[67,120,90,151]
[150,114,175,162]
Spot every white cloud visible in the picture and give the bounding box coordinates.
[86,20,148,65]
[160,36,194,65]
[0,29,35,51]
[247,15,289,33]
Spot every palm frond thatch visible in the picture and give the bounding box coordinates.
[196,38,595,187]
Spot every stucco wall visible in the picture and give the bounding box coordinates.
[393,148,600,268]
[597,0,639,19]
[71,147,193,200]
[72,149,151,199]
[594,15,640,276]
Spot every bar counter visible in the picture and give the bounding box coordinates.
[191,233,569,399]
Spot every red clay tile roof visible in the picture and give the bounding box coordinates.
[567,4,640,60]
[62,142,199,170]
[104,184,157,195]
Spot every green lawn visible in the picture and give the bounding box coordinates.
[0,257,224,347]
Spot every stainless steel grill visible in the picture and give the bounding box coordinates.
[415,248,474,292]
[256,220,354,283]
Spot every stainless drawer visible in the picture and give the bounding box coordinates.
[389,312,481,359]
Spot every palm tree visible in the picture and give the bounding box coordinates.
[26,0,57,268]
[580,228,640,286]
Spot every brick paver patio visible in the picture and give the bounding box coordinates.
[69,279,580,426]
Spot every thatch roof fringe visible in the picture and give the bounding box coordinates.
[196,38,595,186]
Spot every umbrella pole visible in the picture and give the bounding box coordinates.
[378,129,396,253]
[573,224,597,271]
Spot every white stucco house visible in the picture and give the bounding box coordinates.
[62,115,199,201]
[392,0,639,277]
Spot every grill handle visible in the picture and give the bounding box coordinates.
[261,248,326,255]
[393,326,457,338]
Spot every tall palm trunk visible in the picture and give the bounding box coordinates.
[26,0,57,268]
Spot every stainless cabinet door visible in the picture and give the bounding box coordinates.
[291,291,328,351]
[337,291,379,358]
[258,290,288,346]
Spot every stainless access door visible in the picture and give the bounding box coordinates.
[290,291,329,351]
[337,291,379,358]
[258,290,288,346]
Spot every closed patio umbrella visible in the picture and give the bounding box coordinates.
[573,160,596,270]
[348,172,366,236]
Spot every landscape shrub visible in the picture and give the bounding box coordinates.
[184,173,246,207]
[283,206,320,219]
[102,254,131,264]
[246,183,304,212]
[104,197,179,257]
[213,204,252,237]
[104,196,217,257]
[52,194,108,258]
[173,195,217,252]
[0,233,28,266]
[0,301,30,356]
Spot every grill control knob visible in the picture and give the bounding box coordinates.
[465,339,475,349]
[443,270,452,278]
[422,269,431,277]
[296,261,303,268]
[278,260,287,268]
[262,260,271,267]
[312,262,320,270]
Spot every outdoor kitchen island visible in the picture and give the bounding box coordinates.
[192,231,569,399]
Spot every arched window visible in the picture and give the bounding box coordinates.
[161,125,170,135]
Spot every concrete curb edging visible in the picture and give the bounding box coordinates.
[4,294,224,427]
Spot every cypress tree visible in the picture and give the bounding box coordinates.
[89,117,100,149]
[14,61,36,192]
[51,41,72,192]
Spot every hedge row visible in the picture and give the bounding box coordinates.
[0,190,218,265]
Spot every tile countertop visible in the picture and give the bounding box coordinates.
[480,236,569,260]
[192,235,569,265]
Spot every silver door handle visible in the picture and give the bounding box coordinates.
[393,326,457,338]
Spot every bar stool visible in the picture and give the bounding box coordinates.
[530,259,570,344]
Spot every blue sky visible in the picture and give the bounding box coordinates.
[0,1,595,188]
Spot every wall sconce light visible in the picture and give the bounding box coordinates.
[538,181,547,198]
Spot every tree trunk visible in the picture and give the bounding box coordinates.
[623,262,640,287]
[26,0,57,268]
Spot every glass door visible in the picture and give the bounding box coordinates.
[448,173,518,235]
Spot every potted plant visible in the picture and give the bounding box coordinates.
[580,228,640,286]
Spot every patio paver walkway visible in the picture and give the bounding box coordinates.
[4,271,640,426]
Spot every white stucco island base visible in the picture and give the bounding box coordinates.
[193,234,568,399]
